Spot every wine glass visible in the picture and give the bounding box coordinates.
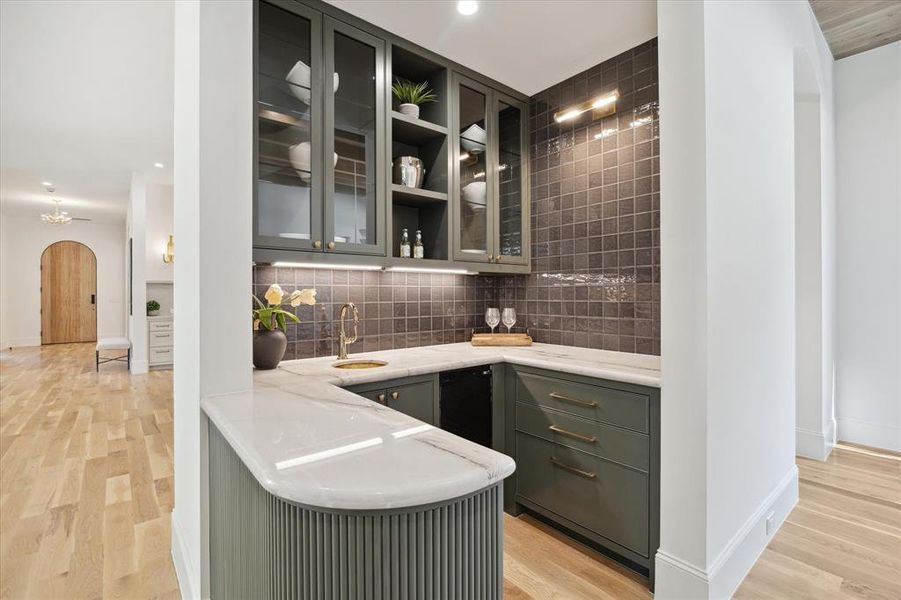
[485,308,500,333]
[502,308,517,333]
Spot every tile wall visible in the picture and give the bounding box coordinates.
[253,38,660,360]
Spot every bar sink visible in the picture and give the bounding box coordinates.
[332,360,388,369]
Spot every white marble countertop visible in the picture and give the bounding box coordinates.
[201,343,659,511]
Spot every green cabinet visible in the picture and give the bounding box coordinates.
[253,0,530,273]
[255,2,387,257]
[505,364,660,590]
[452,75,530,266]
[346,374,438,425]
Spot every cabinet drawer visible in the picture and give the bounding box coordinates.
[515,401,648,471]
[149,331,174,348]
[148,346,173,365]
[515,432,649,557]
[149,320,173,332]
[515,370,648,433]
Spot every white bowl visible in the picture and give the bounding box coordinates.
[288,142,339,181]
[286,61,340,104]
[460,123,487,152]
[462,181,487,209]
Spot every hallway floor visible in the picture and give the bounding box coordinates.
[1,344,897,599]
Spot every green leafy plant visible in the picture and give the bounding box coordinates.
[146,300,160,314]
[392,78,437,106]
[252,284,316,332]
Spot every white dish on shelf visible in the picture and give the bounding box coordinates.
[277,233,312,240]
[460,124,487,152]
[286,61,339,104]
[288,142,339,181]
[462,181,487,209]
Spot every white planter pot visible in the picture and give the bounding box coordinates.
[399,103,420,119]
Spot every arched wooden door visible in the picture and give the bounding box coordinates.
[41,241,97,344]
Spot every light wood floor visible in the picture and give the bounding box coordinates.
[2,344,898,599]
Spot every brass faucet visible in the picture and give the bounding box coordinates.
[337,302,359,360]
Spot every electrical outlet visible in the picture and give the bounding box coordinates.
[765,511,776,536]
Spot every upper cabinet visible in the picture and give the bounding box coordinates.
[453,75,529,266]
[254,0,529,273]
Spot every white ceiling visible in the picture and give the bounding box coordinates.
[326,0,657,96]
[0,0,174,223]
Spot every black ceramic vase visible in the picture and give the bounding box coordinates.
[253,329,287,370]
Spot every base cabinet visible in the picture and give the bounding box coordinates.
[345,373,438,425]
[505,365,660,590]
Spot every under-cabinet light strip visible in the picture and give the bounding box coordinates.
[271,261,383,271]
[387,266,476,275]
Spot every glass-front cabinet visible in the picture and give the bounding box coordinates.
[254,3,385,256]
[254,1,528,271]
[255,2,321,251]
[453,75,529,266]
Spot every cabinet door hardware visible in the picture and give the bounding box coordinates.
[548,425,596,443]
[549,391,597,408]
[550,457,596,479]
[313,240,322,249]
[376,393,386,404]
[327,241,335,250]
[390,391,399,400]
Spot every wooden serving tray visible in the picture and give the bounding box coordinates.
[471,333,533,347]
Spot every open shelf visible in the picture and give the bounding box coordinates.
[391,111,447,146]
[392,184,447,205]
[391,45,448,127]
[392,201,448,261]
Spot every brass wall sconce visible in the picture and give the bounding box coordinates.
[163,234,175,264]
[553,90,619,123]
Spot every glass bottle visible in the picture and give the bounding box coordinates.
[413,229,424,259]
[400,228,411,258]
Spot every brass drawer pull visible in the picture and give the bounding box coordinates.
[549,425,597,443]
[550,458,596,479]
[549,392,597,408]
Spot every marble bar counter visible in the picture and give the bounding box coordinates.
[202,343,660,598]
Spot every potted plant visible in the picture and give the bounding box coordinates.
[391,78,437,119]
[252,284,316,370]
[147,300,160,316]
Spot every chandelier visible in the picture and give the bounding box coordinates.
[40,188,72,225]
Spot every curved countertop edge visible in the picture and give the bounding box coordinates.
[202,342,658,512]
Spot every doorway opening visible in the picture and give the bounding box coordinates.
[40,240,98,344]
[793,48,834,460]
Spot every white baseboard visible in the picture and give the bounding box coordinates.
[171,513,201,600]
[796,427,833,460]
[654,466,799,599]
[837,417,901,452]
[2,336,41,348]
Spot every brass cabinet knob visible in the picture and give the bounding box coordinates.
[390,391,399,401]
[313,240,322,249]
[327,241,336,250]
[487,254,494,262]
[377,393,386,404]
[495,255,502,262]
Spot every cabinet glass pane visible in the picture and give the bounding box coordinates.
[458,85,488,256]
[498,101,523,258]
[257,3,315,243]
[332,32,377,247]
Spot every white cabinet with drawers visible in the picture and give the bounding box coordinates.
[148,316,173,368]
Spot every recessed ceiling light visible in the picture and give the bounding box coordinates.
[154,162,164,169]
[457,1,478,16]
[41,181,53,187]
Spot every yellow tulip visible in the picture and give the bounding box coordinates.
[264,284,284,306]
[289,288,317,307]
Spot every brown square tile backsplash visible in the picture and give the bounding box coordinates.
[253,39,659,360]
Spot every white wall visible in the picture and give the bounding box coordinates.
[128,172,149,373]
[657,1,835,598]
[146,183,174,283]
[0,213,126,348]
[835,42,901,451]
[171,1,253,598]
